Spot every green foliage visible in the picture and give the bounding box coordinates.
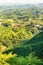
[0,5,43,65]
[6,53,43,65]
[0,53,42,65]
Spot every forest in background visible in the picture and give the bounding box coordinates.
[0,4,43,65]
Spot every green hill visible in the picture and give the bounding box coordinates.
[25,32,43,45]
[4,32,43,58]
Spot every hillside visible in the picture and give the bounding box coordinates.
[0,4,43,65]
[25,32,43,45]
[3,32,43,58]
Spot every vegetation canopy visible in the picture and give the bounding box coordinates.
[0,3,43,65]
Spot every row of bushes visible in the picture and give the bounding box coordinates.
[0,53,43,65]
